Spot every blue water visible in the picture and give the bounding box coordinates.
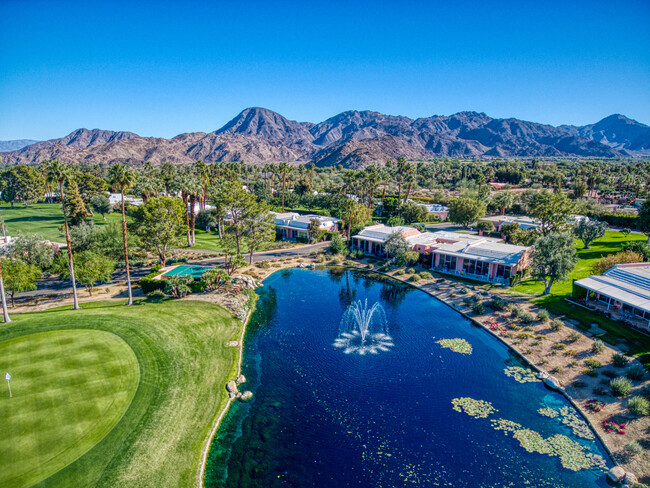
[206,268,613,488]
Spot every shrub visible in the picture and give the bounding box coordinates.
[584,359,602,369]
[510,305,523,318]
[550,319,563,331]
[164,276,192,299]
[564,349,577,357]
[524,325,534,332]
[420,271,433,280]
[519,312,534,324]
[612,353,629,367]
[641,385,650,400]
[472,302,485,315]
[625,441,644,456]
[408,274,421,282]
[256,261,271,269]
[628,396,650,416]
[550,366,561,374]
[567,331,581,343]
[626,364,647,381]
[591,339,605,354]
[488,297,505,311]
[573,381,587,388]
[610,377,633,397]
[603,370,618,379]
[139,276,165,294]
[537,309,549,322]
[552,343,567,350]
[189,280,207,293]
[516,332,531,340]
[395,269,405,275]
[583,369,598,377]
[406,268,415,274]
[508,324,522,331]
[146,289,167,300]
[460,287,470,295]
[150,264,163,274]
[378,265,391,272]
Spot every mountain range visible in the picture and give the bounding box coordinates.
[2,108,649,168]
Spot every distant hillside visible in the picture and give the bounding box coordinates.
[3,109,648,168]
[0,139,40,152]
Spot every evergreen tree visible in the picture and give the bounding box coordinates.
[64,180,89,226]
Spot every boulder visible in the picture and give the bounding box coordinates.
[240,391,253,401]
[608,466,625,483]
[232,275,258,289]
[226,381,239,399]
[236,374,247,385]
[624,472,638,484]
[543,376,561,390]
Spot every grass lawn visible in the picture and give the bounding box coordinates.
[508,230,650,364]
[0,299,241,488]
[1,203,124,242]
[188,228,298,254]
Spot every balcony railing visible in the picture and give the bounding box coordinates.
[433,266,510,285]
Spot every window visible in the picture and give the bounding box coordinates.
[463,259,489,276]
[441,255,456,270]
[495,264,511,279]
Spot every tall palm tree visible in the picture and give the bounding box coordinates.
[46,160,80,310]
[0,258,10,323]
[109,163,137,305]
[279,162,290,212]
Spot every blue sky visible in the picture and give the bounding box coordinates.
[1,0,649,140]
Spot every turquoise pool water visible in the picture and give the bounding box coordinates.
[206,268,613,487]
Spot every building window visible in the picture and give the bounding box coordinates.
[441,255,456,270]
[463,259,489,276]
[495,264,511,279]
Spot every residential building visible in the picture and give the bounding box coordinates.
[416,203,449,221]
[353,224,531,285]
[109,193,143,206]
[573,263,650,331]
[478,215,539,232]
[272,212,340,241]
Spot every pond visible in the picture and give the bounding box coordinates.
[206,268,613,488]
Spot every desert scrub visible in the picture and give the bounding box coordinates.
[552,343,567,351]
[256,261,271,269]
[550,366,561,374]
[624,441,644,456]
[550,319,563,331]
[626,364,647,381]
[537,309,550,322]
[610,377,633,397]
[563,349,578,357]
[510,305,523,318]
[406,267,415,274]
[508,324,522,331]
[488,297,505,311]
[519,312,534,324]
[395,269,405,275]
[567,331,581,343]
[584,359,602,369]
[408,274,421,282]
[420,271,433,279]
[472,302,485,315]
[602,370,618,379]
[516,332,532,340]
[612,353,629,367]
[627,396,650,416]
[591,339,605,354]
[583,369,598,377]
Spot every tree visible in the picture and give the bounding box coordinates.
[109,163,137,305]
[476,221,495,234]
[68,221,99,253]
[492,191,514,215]
[59,251,114,297]
[278,162,290,212]
[386,215,405,227]
[448,197,487,228]
[90,194,112,220]
[7,234,55,270]
[402,251,420,266]
[329,233,347,254]
[244,204,276,264]
[47,160,80,309]
[307,218,322,243]
[342,200,373,241]
[196,208,219,232]
[573,219,607,249]
[637,200,650,243]
[220,235,246,275]
[592,251,643,275]
[0,165,44,207]
[64,180,89,226]
[212,180,257,254]
[527,190,574,235]
[399,202,428,224]
[130,196,185,265]
[0,258,10,323]
[384,231,410,261]
[531,232,578,295]
[1,258,41,307]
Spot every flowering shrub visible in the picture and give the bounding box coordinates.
[585,399,605,413]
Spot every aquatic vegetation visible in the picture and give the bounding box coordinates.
[538,406,594,440]
[538,407,559,419]
[451,397,496,418]
[504,366,541,383]
[436,338,472,355]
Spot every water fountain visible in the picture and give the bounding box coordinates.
[333,299,393,354]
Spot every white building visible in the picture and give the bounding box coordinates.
[108,193,143,206]
[272,212,341,241]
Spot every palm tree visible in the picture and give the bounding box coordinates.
[0,258,10,323]
[46,160,80,310]
[109,163,137,305]
[279,162,290,212]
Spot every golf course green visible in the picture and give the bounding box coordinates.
[0,299,241,488]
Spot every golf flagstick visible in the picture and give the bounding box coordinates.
[5,372,11,398]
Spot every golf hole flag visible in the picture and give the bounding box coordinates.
[6,372,11,398]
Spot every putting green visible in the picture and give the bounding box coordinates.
[0,329,140,488]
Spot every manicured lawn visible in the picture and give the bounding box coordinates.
[0,203,124,242]
[0,299,241,488]
[512,230,646,296]
[188,228,297,253]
